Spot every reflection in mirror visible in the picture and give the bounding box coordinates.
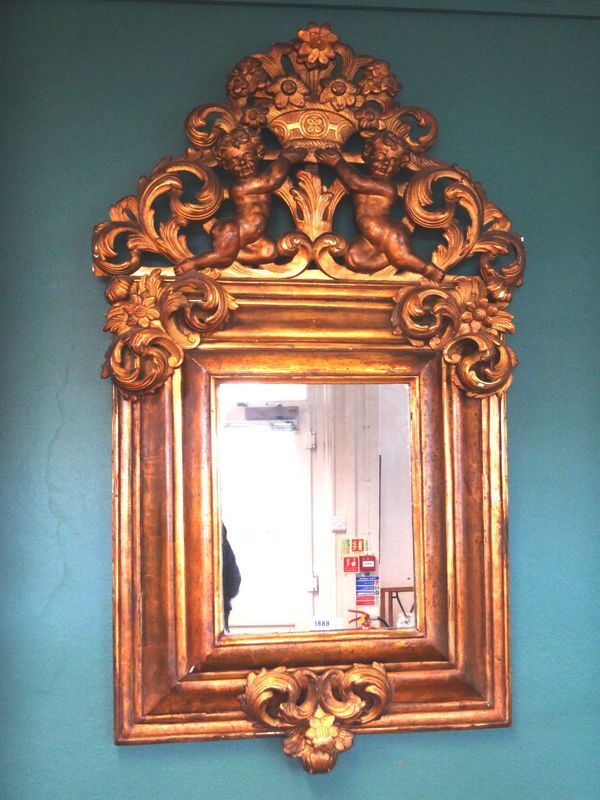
[217,382,415,635]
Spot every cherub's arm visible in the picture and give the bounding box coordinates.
[254,147,307,192]
[316,148,388,196]
[316,148,362,192]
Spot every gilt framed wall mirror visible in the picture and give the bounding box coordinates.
[93,22,524,773]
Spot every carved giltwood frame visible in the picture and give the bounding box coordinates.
[95,24,523,773]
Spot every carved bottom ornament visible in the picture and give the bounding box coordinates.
[391,276,517,397]
[239,663,393,773]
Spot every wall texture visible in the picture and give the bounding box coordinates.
[1,1,598,798]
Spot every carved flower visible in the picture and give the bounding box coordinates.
[365,60,391,79]
[319,78,363,112]
[295,22,338,67]
[304,708,353,753]
[358,60,401,99]
[104,272,164,335]
[461,297,513,334]
[230,57,268,91]
[226,75,250,99]
[235,57,267,81]
[355,105,382,132]
[242,104,268,128]
[453,277,514,336]
[267,75,309,110]
[283,718,351,774]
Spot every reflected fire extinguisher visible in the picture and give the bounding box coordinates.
[347,609,389,629]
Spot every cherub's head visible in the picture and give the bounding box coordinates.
[215,126,265,178]
[363,131,409,178]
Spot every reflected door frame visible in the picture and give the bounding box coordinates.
[218,389,315,633]
[307,385,336,625]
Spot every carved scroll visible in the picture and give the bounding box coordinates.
[239,663,393,773]
[102,270,237,398]
[391,276,517,396]
[403,166,525,300]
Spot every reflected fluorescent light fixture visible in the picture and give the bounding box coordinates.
[224,404,299,431]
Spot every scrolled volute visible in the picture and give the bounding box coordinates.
[102,328,183,399]
[391,283,462,349]
[102,269,237,398]
[185,103,239,162]
[239,667,315,730]
[92,155,224,277]
[403,166,484,271]
[476,229,525,302]
[163,270,238,346]
[392,276,516,397]
[327,662,393,724]
[239,663,393,774]
[445,331,517,396]
[384,104,438,152]
[402,166,525,299]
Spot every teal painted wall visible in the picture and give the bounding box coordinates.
[1,1,598,798]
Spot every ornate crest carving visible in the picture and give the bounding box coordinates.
[239,663,393,773]
[93,22,525,398]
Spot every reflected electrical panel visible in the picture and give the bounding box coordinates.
[216,382,415,635]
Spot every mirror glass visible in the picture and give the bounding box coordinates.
[217,382,415,635]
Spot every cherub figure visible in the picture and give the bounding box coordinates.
[316,133,443,280]
[176,126,306,273]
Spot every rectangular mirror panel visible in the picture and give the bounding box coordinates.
[216,382,414,635]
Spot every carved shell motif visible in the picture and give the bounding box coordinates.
[239,663,393,773]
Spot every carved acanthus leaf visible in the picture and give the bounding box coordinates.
[185,103,240,162]
[383,104,438,151]
[403,167,525,299]
[277,169,345,239]
[239,663,393,774]
[93,156,224,277]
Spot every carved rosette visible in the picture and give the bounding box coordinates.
[239,663,393,773]
[391,276,517,397]
[102,270,237,398]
